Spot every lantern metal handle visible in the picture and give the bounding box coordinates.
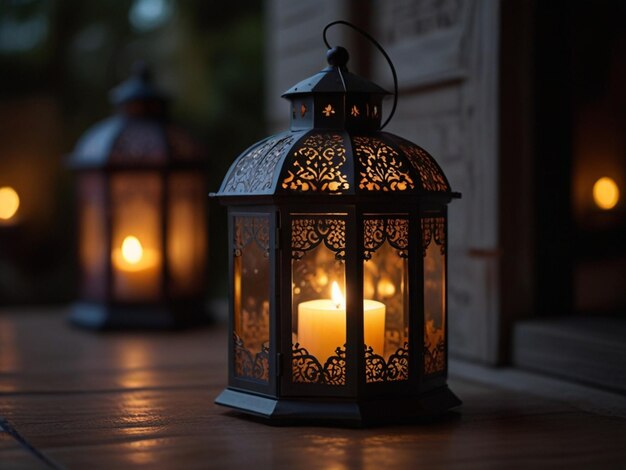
[322,20,398,130]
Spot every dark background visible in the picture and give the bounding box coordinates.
[0,0,265,305]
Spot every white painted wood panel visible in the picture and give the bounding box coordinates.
[265,0,502,363]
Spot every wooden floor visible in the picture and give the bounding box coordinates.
[1,309,625,469]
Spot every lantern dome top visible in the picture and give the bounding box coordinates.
[68,64,204,171]
[218,44,458,200]
[217,129,456,198]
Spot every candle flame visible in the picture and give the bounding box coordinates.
[121,236,144,264]
[0,186,20,220]
[593,177,619,210]
[331,281,345,309]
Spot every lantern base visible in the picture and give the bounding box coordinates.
[69,301,210,330]
[215,386,461,427]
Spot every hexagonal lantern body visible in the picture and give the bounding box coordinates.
[214,48,461,425]
[68,66,208,329]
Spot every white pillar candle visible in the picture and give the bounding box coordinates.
[297,281,385,360]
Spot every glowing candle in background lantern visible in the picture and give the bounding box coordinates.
[111,234,160,299]
[121,236,143,264]
[0,186,20,225]
[593,176,620,210]
[297,281,385,360]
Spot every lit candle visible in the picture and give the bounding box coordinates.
[111,235,160,298]
[0,186,20,226]
[297,281,385,360]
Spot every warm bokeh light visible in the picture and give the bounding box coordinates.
[0,186,20,220]
[593,177,620,210]
[378,277,396,298]
[121,236,144,264]
[331,281,345,309]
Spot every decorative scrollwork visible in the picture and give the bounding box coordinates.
[354,136,415,191]
[421,217,445,256]
[363,218,409,259]
[399,143,450,192]
[365,342,409,383]
[424,337,445,376]
[292,343,346,385]
[234,333,270,382]
[291,218,346,260]
[234,216,270,255]
[282,133,350,193]
[221,133,296,194]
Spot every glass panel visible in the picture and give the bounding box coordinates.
[78,173,107,300]
[111,173,162,301]
[233,215,270,382]
[167,173,206,296]
[422,217,446,375]
[291,216,346,385]
[363,218,409,383]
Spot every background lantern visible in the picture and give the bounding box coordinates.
[68,64,208,329]
[214,22,461,425]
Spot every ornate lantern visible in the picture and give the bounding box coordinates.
[68,64,207,329]
[214,23,461,424]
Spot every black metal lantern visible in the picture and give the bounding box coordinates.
[68,64,208,329]
[214,23,461,425]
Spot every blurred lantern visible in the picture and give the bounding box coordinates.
[68,64,208,329]
[213,22,461,425]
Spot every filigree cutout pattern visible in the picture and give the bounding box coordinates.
[365,342,409,383]
[221,133,296,194]
[292,343,346,385]
[363,218,409,259]
[291,218,346,260]
[234,333,269,382]
[110,121,167,164]
[282,133,349,193]
[234,216,270,255]
[354,136,415,191]
[322,104,335,117]
[424,337,445,375]
[400,144,450,192]
[421,217,445,256]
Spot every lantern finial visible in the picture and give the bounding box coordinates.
[109,60,168,111]
[326,46,349,68]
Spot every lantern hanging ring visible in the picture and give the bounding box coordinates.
[322,20,398,130]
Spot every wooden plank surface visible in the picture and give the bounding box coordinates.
[513,316,626,393]
[0,430,49,469]
[1,308,625,469]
